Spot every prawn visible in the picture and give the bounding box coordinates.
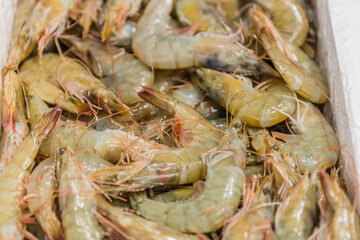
[19,53,130,115]
[222,175,276,240]
[7,0,77,67]
[95,195,197,240]
[130,114,246,233]
[272,101,339,173]
[58,145,103,239]
[248,5,329,103]
[91,88,221,191]
[132,0,277,75]
[192,68,297,127]
[65,37,153,105]
[319,168,360,240]
[101,0,142,41]
[0,70,30,174]
[70,0,102,38]
[254,0,309,46]
[275,173,318,239]
[175,0,236,34]
[0,106,61,240]
[27,157,64,240]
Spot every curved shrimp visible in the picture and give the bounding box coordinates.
[132,0,277,75]
[272,101,339,173]
[175,0,235,34]
[58,146,103,239]
[19,53,130,115]
[0,70,30,174]
[70,0,102,38]
[248,6,329,103]
[192,68,296,127]
[91,88,221,191]
[130,114,246,233]
[222,175,275,240]
[65,37,153,105]
[319,168,360,240]
[0,106,61,240]
[101,0,142,41]
[8,0,77,66]
[275,173,318,240]
[27,157,64,240]
[254,0,309,46]
[95,195,197,240]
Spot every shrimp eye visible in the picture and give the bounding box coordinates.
[272,145,278,151]
[59,147,65,155]
[77,13,83,19]
[234,122,241,128]
[25,36,31,43]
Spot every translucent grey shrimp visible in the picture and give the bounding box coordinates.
[27,157,64,240]
[275,173,318,239]
[58,146,103,240]
[95,195,197,240]
[223,175,276,240]
[319,169,360,240]
[130,115,246,233]
[0,107,61,240]
[65,37,153,105]
[132,0,277,75]
[91,88,221,191]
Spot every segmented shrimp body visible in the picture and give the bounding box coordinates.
[130,115,246,233]
[0,71,30,174]
[132,0,277,75]
[0,107,61,240]
[192,68,296,127]
[19,53,130,115]
[91,88,221,191]
[248,6,329,103]
[27,157,64,240]
[254,0,309,46]
[96,195,197,240]
[66,37,153,105]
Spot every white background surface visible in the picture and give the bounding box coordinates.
[1,0,360,208]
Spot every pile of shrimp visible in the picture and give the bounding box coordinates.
[0,0,359,239]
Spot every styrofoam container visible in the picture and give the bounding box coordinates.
[1,0,360,211]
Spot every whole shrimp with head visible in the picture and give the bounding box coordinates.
[130,114,247,233]
[192,68,297,127]
[248,6,329,103]
[0,107,62,240]
[132,0,277,75]
[91,88,222,192]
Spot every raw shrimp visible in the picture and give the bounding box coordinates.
[273,101,339,173]
[222,175,275,240]
[95,195,197,240]
[101,0,142,41]
[91,88,221,191]
[319,169,360,239]
[192,68,296,127]
[132,0,277,75]
[8,0,77,66]
[58,146,103,240]
[254,0,309,46]
[10,0,37,42]
[27,157,64,240]
[175,0,235,33]
[0,70,30,174]
[70,0,102,38]
[275,173,318,240]
[66,37,153,105]
[0,107,61,240]
[19,53,130,115]
[248,6,329,103]
[130,115,246,233]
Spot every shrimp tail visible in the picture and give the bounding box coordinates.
[32,106,62,140]
[138,87,176,114]
[319,168,341,206]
